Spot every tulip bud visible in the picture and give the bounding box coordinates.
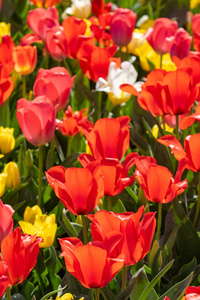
[0,127,15,154]
[25,149,33,171]
[4,162,21,189]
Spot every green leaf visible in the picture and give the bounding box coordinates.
[60,209,78,237]
[24,280,35,300]
[103,196,126,213]
[116,278,136,300]
[157,272,194,300]
[100,286,116,300]
[45,246,61,290]
[40,285,67,300]
[130,268,158,300]
[139,260,174,300]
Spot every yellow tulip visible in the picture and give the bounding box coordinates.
[4,162,21,189]
[0,22,11,37]
[19,205,57,248]
[151,124,174,140]
[0,173,7,197]
[190,0,200,8]
[0,127,15,154]
[56,293,84,300]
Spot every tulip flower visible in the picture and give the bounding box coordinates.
[59,237,124,289]
[1,227,42,286]
[87,206,156,266]
[158,134,200,172]
[33,67,75,112]
[0,22,10,37]
[78,116,130,160]
[0,258,9,298]
[167,28,192,59]
[62,0,92,19]
[134,156,188,204]
[4,162,21,189]
[0,199,14,247]
[0,173,7,197]
[0,127,15,154]
[56,294,84,300]
[16,96,57,146]
[30,0,61,7]
[12,45,37,76]
[45,26,68,61]
[19,205,57,248]
[110,8,137,47]
[145,18,178,55]
[192,14,200,52]
[185,286,200,299]
[56,106,88,136]
[27,7,59,40]
[121,68,200,116]
[0,77,13,107]
[95,61,139,106]
[46,165,104,215]
[0,35,15,78]
[91,0,112,17]
[78,153,138,196]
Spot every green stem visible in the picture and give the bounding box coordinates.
[122,266,127,292]
[63,59,73,77]
[175,115,179,140]
[155,0,162,18]
[22,75,26,98]
[49,136,55,168]
[107,196,112,211]
[193,172,200,227]
[94,288,100,300]
[126,186,138,203]
[156,203,162,242]
[66,136,73,157]
[81,215,88,245]
[95,91,102,122]
[6,287,11,300]
[160,55,163,69]
[38,145,43,208]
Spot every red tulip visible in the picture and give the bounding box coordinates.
[168,28,192,59]
[0,35,15,78]
[121,68,200,116]
[12,45,37,75]
[180,103,200,130]
[78,116,130,160]
[0,200,14,247]
[0,77,13,107]
[46,165,104,215]
[134,156,188,203]
[59,237,124,288]
[192,14,200,52]
[33,67,75,112]
[27,7,59,40]
[90,13,114,47]
[78,152,138,196]
[16,96,57,146]
[56,106,88,136]
[0,258,9,298]
[185,286,200,299]
[158,134,200,172]
[45,26,68,61]
[145,18,178,55]
[110,8,137,47]
[91,0,112,17]
[30,0,61,7]
[87,206,156,266]
[1,227,42,286]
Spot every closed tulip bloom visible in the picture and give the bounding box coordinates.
[145,18,178,55]
[121,68,200,116]
[46,166,104,215]
[158,134,200,172]
[4,162,21,189]
[27,7,59,40]
[12,45,37,76]
[0,127,15,154]
[1,227,42,286]
[0,173,7,197]
[45,26,68,61]
[134,156,188,204]
[0,258,9,297]
[62,0,91,19]
[59,237,124,288]
[16,96,57,146]
[78,116,130,160]
[30,0,61,7]
[110,8,137,47]
[33,67,75,112]
[19,205,57,248]
[87,206,156,266]
[168,28,192,59]
[0,199,14,246]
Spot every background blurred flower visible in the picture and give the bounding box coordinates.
[30,0,61,7]
[0,22,10,37]
[62,0,91,19]
[19,205,57,248]
[0,127,15,154]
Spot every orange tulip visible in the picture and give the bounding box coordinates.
[12,45,37,75]
[192,14,200,52]
[30,0,61,8]
[158,134,200,172]
[46,165,104,215]
[59,237,124,289]
[88,206,156,266]
[1,227,42,286]
[134,156,188,204]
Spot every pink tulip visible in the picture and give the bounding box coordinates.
[0,200,14,247]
